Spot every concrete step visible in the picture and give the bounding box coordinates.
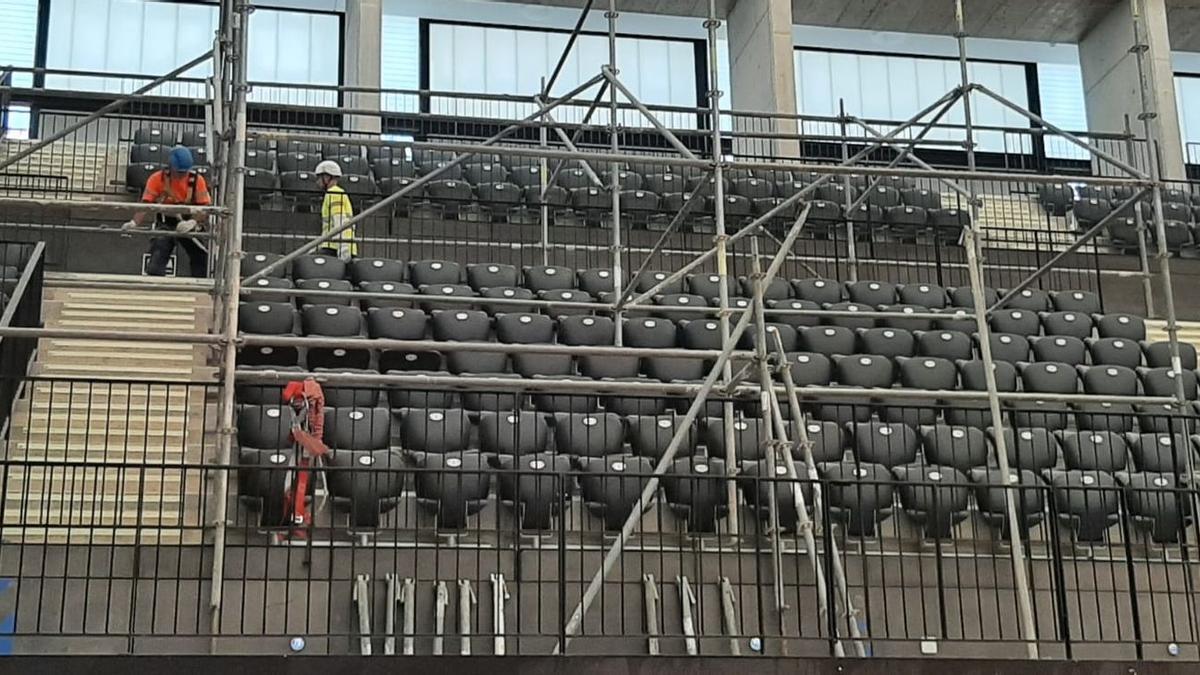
[14,401,215,421]
[49,318,203,333]
[41,338,200,353]
[32,363,217,381]
[0,527,200,546]
[4,468,190,497]
[10,417,200,437]
[40,350,203,368]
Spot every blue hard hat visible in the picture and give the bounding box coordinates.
[168,145,194,172]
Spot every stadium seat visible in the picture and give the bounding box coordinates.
[819,461,895,537]
[892,464,970,538]
[576,455,655,530]
[1119,472,1193,543]
[852,421,919,467]
[410,451,491,529]
[968,468,1047,536]
[1044,469,1120,542]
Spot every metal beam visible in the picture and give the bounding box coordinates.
[601,66,697,160]
[955,0,1040,659]
[542,0,595,98]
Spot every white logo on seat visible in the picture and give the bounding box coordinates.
[314,257,327,265]
[824,329,836,336]
[1114,340,1126,348]
[429,411,445,422]
[1046,364,1059,373]
[599,271,610,278]
[431,262,443,270]
[775,465,788,476]
[266,408,281,418]
[734,421,749,431]
[869,283,880,290]
[257,305,271,313]
[814,280,826,288]
[256,279,269,287]
[1021,290,1032,298]
[529,459,547,470]
[254,254,267,262]
[503,289,516,297]
[519,315,532,324]
[1000,336,1012,344]
[1089,434,1105,444]
[455,312,469,320]
[582,318,596,326]
[583,416,598,427]
[706,323,717,331]
[442,287,454,294]
[612,461,626,472]
[952,428,965,438]
[357,455,375,466]
[269,453,288,464]
[924,360,936,368]
[333,349,346,357]
[446,457,463,468]
[695,464,710,474]
[859,356,872,366]
[1020,430,1033,440]
[940,333,952,341]
[878,426,893,436]
[796,355,810,363]
[546,268,558,275]
[505,414,519,424]
[383,284,396,292]
[1081,474,1096,486]
[1153,476,1170,488]
[325,307,339,316]
[1055,338,1067,346]
[807,423,821,433]
[1118,316,1130,324]
[1159,436,1172,446]
[1064,314,1076,322]
[656,419,673,429]
[928,471,943,481]
[1106,368,1118,376]
[487,265,499,273]
[678,297,690,304]
[853,468,868,478]
[883,330,895,338]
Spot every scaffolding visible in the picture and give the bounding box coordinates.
[0,0,1190,659]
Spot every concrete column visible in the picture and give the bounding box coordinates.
[725,0,799,158]
[1079,0,1185,179]
[344,0,383,134]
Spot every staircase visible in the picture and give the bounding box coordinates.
[0,139,121,196]
[1146,319,1200,355]
[3,275,217,545]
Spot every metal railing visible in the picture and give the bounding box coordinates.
[0,241,44,436]
[0,382,1198,658]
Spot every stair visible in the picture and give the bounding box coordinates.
[970,192,1079,250]
[3,276,216,545]
[0,139,121,196]
[1146,320,1200,353]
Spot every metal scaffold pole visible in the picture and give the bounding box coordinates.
[208,0,250,650]
[607,0,625,347]
[1129,0,1195,462]
[706,0,740,536]
[954,0,1040,659]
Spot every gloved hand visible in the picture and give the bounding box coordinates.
[120,219,138,231]
[337,244,353,263]
[175,219,199,234]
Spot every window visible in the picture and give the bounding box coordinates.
[1038,63,1090,160]
[381,14,420,113]
[44,0,339,105]
[1176,75,1200,164]
[0,0,38,138]
[45,0,216,97]
[425,22,699,128]
[247,8,340,107]
[794,49,1032,154]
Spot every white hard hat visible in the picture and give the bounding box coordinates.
[314,160,343,177]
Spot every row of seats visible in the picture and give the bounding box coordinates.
[234,356,1196,435]
[238,404,1198,474]
[244,253,1093,311]
[1036,184,1200,251]
[235,405,1194,542]
[239,301,1186,370]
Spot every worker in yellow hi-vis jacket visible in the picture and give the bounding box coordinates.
[314,160,358,261]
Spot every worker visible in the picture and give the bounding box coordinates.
[121,145,210,277]
[314,160,357,261]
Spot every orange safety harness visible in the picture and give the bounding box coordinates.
[280,378,330,539]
